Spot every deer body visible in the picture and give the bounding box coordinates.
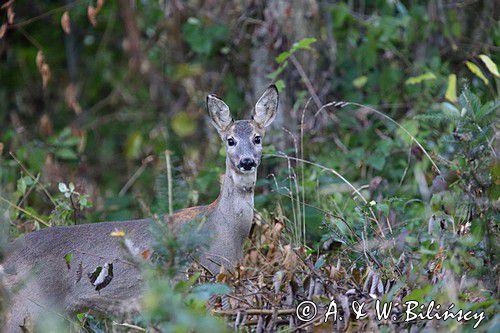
[1,86,278,332]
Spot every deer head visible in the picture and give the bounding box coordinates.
[206,85,278,179]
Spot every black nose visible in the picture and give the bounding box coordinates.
[239,158,256,171]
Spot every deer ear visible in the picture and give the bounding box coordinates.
[207,94,233,134]
[253,85,279,128]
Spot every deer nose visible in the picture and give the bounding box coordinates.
[239,158,256,171]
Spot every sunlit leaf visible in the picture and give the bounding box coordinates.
[465,61,489,85]
[275,79,285,92]
[353,75,368,88]
[445,74,457,103]
[291,37,317,52]
[110,230,125,237]
[405,72,436,85]
[479,54,499,77]
[64,253,72,269]
[276,51,291,64]
[125,131,143,160]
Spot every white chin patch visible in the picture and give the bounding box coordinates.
[239,167,256,174]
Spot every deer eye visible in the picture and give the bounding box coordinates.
[254,136,262,144]
[227,138,236,146]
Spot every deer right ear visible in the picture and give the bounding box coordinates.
[253,85,278,129]
[207,95,233,134]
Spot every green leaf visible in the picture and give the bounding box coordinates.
[353,75,368,88]
[478,54,499,77]
[124,131,143,160]
[182,18,228,57]
[275,79,285,92]
[405,72,436,85]
[64,253,72,269]
[55,148,78,160]
[17,177,28,195]
[171,112,196,138]
[76,313,85,322]
[465,61,489,85]
[445,74,457,103]
[291,37,317,52]
[276,51,291,64]
[367,152,386,171]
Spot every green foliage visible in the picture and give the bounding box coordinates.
[268,37,317,90]
[138,220,228,331]
[49,182,92,226]
[182,17,229,58]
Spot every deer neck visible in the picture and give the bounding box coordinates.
[212,159,255,236]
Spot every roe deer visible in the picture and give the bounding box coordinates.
[1,85,279,332]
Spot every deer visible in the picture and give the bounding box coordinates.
[0,85,279,332]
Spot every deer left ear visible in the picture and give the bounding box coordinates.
[207,94,233,134]
[253,85,279,128]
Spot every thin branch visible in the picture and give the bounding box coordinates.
[112,322,146,332]
[10,152,56,205]
[0,194,51,227]
[118,155,154,196]
[289,55,322,109]
[12,0,81,28]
